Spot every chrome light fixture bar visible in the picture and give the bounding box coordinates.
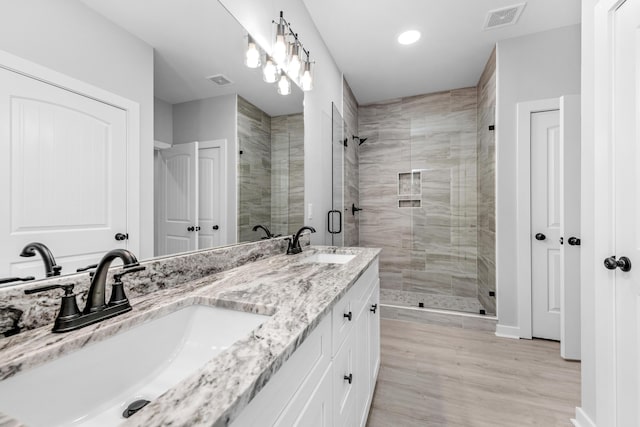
[244,11,314,95]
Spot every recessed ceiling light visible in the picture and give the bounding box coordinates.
[397,30,421,45]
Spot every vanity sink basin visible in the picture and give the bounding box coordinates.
[0,305,268,427]
[301,253,356,264]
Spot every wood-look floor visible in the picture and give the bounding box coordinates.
[366,319,580,427]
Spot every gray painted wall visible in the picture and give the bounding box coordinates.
[495,25,581,329]
[172,94,238,245]
[154,98,173,144]
[0,0,155,259]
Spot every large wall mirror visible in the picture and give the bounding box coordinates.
[0,0,304,286]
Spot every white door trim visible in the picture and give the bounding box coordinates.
[516,97,560,339]
[0,49,141,257]
[199,139,229,246]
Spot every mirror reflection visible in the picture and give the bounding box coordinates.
[0,0,304,285]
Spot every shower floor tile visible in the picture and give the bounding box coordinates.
[380,289,486,314]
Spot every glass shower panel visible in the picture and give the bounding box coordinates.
[330,103,344,246]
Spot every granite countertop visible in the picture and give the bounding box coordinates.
[0,245,380,427]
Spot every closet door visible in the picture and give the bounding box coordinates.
[158,142,198,256]
[0,67,128,280]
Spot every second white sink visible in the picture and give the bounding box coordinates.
[301,253,356,264]
[0,304,269,427]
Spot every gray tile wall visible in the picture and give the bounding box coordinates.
[476,48,497,314]
[359,88,481,313]
[271,113,304,236]
[343,78,360,246]
[237,96,272,242]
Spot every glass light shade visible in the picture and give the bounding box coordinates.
[277,73,291,95]
[287,42,301,79]
[263,57,278,83]
[273,22,287,65]
[301,61,313,91]
[245,38,261,68]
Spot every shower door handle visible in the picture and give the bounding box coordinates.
[328,210,342,234]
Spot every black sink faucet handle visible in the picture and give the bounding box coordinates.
[113,265,146,282]
[24,283,81,326]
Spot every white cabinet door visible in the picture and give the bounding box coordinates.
[158,142,198,256]
[369,279,381,384]
[0,67,128,280]
[354,301,371,427]
[333,327,356,427]
[278,365,333,427]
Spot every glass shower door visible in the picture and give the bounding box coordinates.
[329,103,344,246]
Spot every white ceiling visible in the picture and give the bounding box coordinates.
[81,0,303,116]
[303,0,581,105]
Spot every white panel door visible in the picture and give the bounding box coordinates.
[531,110,562,341]
[612,0,640,424]
[0,67,128,280]
[198,144,224,249]
[158,142,197,256]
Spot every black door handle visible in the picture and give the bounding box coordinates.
[370,304,378,314]
[604,256,632,272]
[212,225,219,230]
[195,226,201,231]
[568,237,581,246]
[560,237,564,245]
[187,226,195,232]
[343,311,352,321]
[115,233,128,241]
[343,374,353,384]
[535,233,546,241]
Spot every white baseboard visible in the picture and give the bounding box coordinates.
[495,324,521,339]
[571,407,596,427]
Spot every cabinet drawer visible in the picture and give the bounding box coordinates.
[231,314,332,427]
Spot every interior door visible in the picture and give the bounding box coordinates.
[158,142,197,256]
[198,143,224,249]
[0,67,128,280]
[612,0,640,423]
[531,109,562,341]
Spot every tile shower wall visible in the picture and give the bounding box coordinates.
[238,96,271,242]
[359,88,483,314]
[271,113,304,236]
[343,78,360,246]
[476,49,497,314]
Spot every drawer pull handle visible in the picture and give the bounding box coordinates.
[343,311,352,321]
[370,304,378,314]
[344,374,353,384]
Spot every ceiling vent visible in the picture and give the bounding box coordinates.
[206,74,233,86]
[483,3,526,30]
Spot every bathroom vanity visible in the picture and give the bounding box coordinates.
[0,241,380,427]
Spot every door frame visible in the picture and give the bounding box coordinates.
[0,49,141,257]
[199,139,229,246]
[591,0,624,422]
[516,97,561,340]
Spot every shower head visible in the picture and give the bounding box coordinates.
[358,137,368,146]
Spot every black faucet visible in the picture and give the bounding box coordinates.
[252,224,274,239]
[24,249,145,333]
[20,242,62,277]
[287,226,316,255]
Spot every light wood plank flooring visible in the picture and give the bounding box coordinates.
[366,319,580,426]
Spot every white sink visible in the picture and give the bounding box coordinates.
[0,305,268,427]
[301,253,356,264]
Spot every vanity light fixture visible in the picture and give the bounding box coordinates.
[397,30,421,45]
[245,35,261,68]
[243,11,314,95]
[277,71,291,96]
